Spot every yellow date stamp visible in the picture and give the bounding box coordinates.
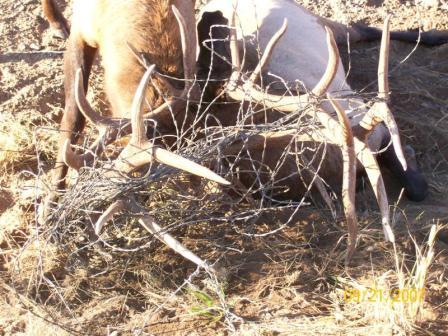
[344,287,425,303]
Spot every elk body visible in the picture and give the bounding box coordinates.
[42,0,228,225]
[41,0,233,273]
[45,0,202,193]
[197,0,434,203]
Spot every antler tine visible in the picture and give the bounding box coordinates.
[328,95,358,262]
[94,199,126,235]
[130,65,156,146]
[172,5,194,82]
[312,27,340,96]
[249,19,288,83]
[355,16,407,171]
[378,15,406,170]
[94,199,215,273]
[112,144,231,186]
[230,0,241,73]
[378,15,390,100]
[354,140,395,242]
[75,69,102,126]
[75,69,130,129]
[227,25,339,110]
[358,103,407,171]
[139,215,214,272]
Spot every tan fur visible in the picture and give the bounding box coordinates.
[72,0,194,116]
[49,0,196,194]
[41,0,69,37]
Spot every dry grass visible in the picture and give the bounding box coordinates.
[0,112,37,173]
[0,0,447,335]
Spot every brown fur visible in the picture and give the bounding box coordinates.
[41,0,69,37]
[51,0,196,192]
[226,134,344,201]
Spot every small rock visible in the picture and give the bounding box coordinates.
[416,0,439,8]
[29,43,41,51]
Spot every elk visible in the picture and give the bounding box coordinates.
[41,0,231,274]
[194,0,447,238]
[41,0,446,270]
[41,0,213,210]
[197,0,437,201]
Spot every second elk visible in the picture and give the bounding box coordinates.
[197,0,432,255]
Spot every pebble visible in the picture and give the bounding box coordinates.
[29,43,41,51]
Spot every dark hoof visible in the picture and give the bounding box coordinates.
[51,25,69,40]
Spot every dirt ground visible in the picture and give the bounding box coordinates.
[1,0,448,335]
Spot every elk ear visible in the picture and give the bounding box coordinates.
[197,10,231,78]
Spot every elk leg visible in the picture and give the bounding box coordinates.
[353,24,448,46]
[377,134,428,202]
[39,36,96,223]
[41,0,69,39]
[52,35,97,192]
[319,17,448,46]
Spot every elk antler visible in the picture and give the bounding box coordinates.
[94,199,215,273]
[225,12,395,244]
[65,66,230,185]
[227,19,339,108]
[65,5,201,169]
[328,95,358,261]
[354,16,407,171]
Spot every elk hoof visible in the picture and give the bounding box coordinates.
[37,192,58,225]
[52,27,68,39]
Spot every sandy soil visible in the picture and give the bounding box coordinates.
[1,0,447,335]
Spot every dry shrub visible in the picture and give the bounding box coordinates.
[0,110,59,174]
[0,112,35,172]
[1,1,447,334]
[0,203,35,270]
